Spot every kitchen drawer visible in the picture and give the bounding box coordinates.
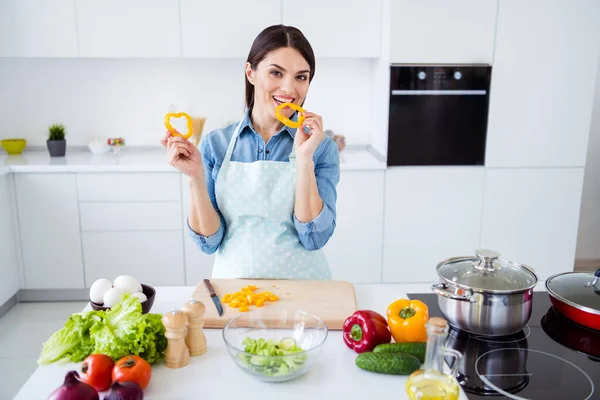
[82,231,185,287]
[80,202,182,231]
[76,172,180,202]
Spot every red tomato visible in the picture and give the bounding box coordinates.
[112,355,152,390]
[80,354,115,392]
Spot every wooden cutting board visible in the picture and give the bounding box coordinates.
[190,279,357,330]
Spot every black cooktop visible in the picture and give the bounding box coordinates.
[408,292,600,399]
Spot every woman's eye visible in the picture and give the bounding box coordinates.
[297,75,307,81]
[270,70,281,76]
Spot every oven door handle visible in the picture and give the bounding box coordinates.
[391,90,487,95]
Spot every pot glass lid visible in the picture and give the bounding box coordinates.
[436,249,538,292]
[546,269,600,313]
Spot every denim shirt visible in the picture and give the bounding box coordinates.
[187,109,340,254]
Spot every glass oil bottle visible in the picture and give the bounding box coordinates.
[406,317,462,400]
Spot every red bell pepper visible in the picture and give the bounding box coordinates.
[342,310,392,353]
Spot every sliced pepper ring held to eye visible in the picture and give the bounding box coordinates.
[275,102,306,129]
[164,112,194,139]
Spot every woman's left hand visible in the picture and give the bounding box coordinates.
[295,111,324,161]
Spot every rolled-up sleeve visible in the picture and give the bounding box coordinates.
[186,137,226,254]
[294,138,340,250]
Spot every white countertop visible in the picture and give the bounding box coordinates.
[0,146,386,173]
[14,283,470,400]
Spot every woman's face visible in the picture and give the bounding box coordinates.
[246,47,311,121]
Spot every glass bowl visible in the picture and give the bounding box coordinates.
[222,309,328,382]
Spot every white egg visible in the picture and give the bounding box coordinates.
[131,292,147,303]
[103,287,126,307]
[113,275,142,294]
[89,278,113,304]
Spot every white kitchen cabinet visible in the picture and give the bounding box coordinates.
[181,0,281,58]
[82,231,185,287]
[382,167,485,283]
[75,0,180,57]
[0,174,19,305]
[282,0,382,58]
[80,202,182,232]
[0,0,78,57]
[323,170,385,283]
[390,0,498,64]
[480,168,584,281]
[485,0,600,168]
[77,172,184,286]
[76,172,181,202]
[14,174,84,289]
[181,175,216,286]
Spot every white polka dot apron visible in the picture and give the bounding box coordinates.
[212,120,331,280]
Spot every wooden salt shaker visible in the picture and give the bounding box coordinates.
[162,308,190,369]
[181,297,207,356]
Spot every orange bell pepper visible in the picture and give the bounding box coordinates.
[386,299,429,343]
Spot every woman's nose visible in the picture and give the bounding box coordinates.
[280,76,296,94]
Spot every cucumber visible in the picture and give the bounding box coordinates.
[373,342,426,363]
[355,352,421,375]
[279,337,296,351]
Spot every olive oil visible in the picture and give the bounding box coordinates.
[405,317,463,400]
[406,370,460,400]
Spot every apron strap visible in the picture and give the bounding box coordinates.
[222,119,245,169]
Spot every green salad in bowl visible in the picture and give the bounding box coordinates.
[222,310,328,382]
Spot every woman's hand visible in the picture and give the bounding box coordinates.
[160,132,203,180]
[295,111,325,162]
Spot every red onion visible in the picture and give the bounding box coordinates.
[104,380,144,400]
[47,370,99,400]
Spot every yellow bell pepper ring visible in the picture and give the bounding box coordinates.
[164,112,194,140]
[275,102,306,129]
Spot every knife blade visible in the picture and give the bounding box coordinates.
[203,279,224,316]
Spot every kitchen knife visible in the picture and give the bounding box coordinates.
[203,279,224,316]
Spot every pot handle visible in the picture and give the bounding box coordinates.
[431,283,477,303]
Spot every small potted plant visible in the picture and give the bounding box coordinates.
[47,123,66,157]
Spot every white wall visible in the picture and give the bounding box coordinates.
[576,57,600,260]
[0,174,19,305]
[0,58,374,147]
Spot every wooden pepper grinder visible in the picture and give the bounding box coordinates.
[162,308,190,368]
[181,297,207,356]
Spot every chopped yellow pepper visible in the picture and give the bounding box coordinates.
[222,285,279,311]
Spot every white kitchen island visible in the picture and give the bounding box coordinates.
[13,283,481,400]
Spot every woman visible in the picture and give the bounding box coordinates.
[161,25,340,280]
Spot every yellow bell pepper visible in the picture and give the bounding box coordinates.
[164,112,193,139]
[386,299,429,343]
[275,102,305,129]
[221,285,279,311]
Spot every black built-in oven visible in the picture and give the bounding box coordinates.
[387,65,492,166]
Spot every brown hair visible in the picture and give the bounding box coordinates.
[245,25,316,110]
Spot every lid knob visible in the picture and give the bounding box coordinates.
[584,268,600,289]
[475,249,501,272]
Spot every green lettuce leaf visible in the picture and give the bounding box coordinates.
[37,294,166,365]
[239,337,307,377]
[37,312,102,365]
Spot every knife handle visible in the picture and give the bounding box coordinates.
[203,279,216,296]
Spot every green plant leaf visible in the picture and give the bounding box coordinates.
[48,123,66,140]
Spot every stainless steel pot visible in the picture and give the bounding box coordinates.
[431,249,538,336]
